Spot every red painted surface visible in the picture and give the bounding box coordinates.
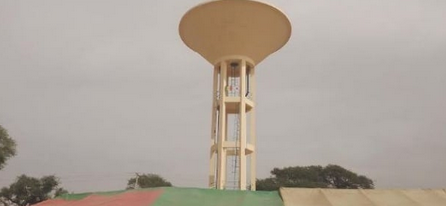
[34,190,163,206]
[34,199,73,206]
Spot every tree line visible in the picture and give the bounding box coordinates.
[256,165,374,190]
[1,124,374,205]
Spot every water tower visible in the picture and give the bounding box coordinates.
[179,0,291,190]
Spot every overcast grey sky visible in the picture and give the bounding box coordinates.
[1,0,445,193]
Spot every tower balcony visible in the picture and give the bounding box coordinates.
[210,142,255,156]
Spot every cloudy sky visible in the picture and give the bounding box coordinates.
[1,0,445,193]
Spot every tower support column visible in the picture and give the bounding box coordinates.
[216,61,227,190]
[209,65,219,188]
[239,59,247,190]
[249,67,257,191]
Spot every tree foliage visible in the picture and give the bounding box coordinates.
[0,125,17,170]
[0,175,67,206]
[256,164,374,191]
[126,173,172,189]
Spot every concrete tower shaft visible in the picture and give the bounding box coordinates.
[210,56,256,190]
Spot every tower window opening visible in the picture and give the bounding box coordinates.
[226,61,241,97]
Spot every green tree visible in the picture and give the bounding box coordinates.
[256,164,374,191]
[322,164,374,189]
[0,125,17,170]
[0,175,67,206]
[126,173,172,189]
[54,188,69,198]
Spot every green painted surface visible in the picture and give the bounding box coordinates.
[152,187,283,206]
[54,188,162,201]
[55,192,93,201]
